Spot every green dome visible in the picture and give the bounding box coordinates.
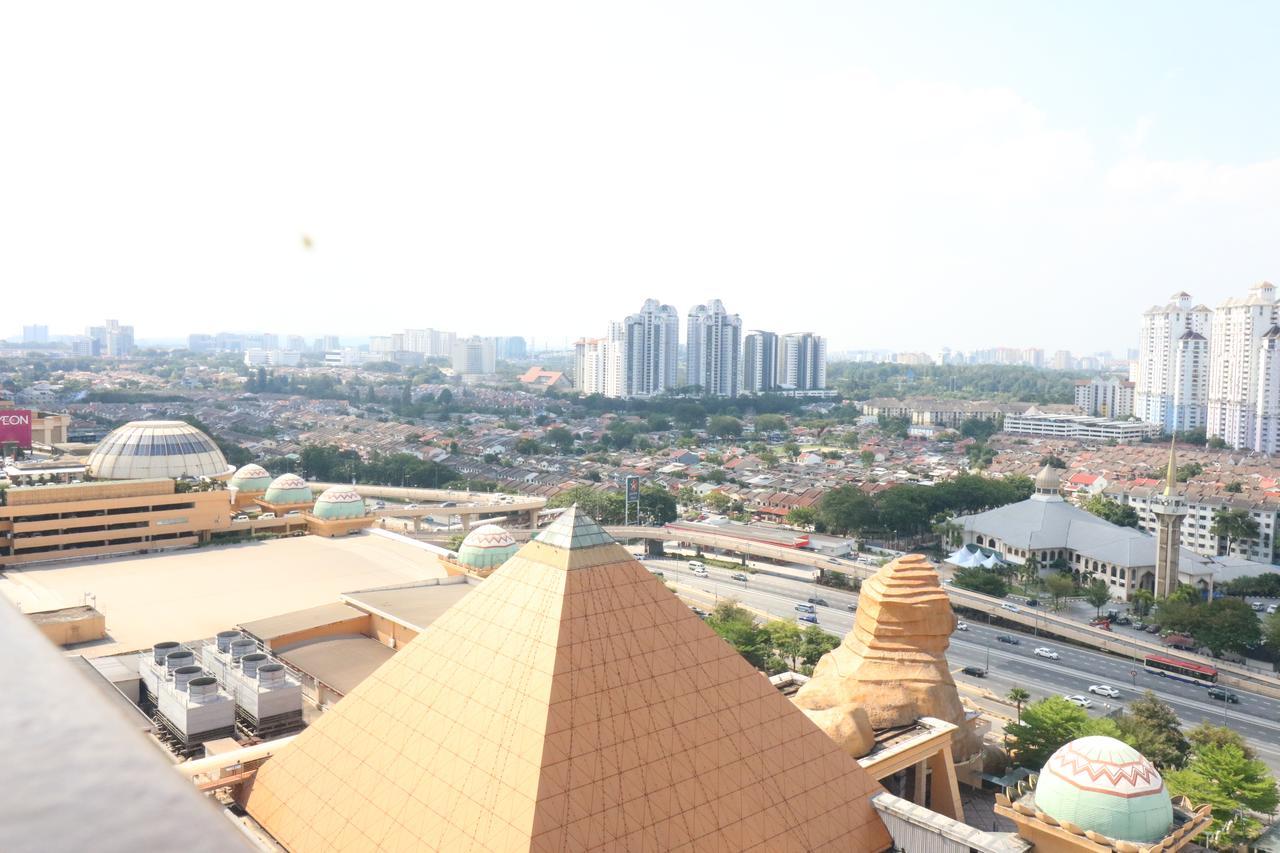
[263,473,313,505]
[457,524,519,569]
[312,486,367,520]
[229,464,272,492]
[1034,736,1172,843]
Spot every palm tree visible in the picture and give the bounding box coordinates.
[1210,508,1261,557]
[933,519,962,550]
[1020,554,1041,594]
[1008,687,1030,724]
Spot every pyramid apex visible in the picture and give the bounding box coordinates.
[535,505,614,550]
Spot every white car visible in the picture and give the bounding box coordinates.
[955,621,969,631]
[1033,647,1059,660]
[1064,695,1093,709]
[1088,685,1121,699]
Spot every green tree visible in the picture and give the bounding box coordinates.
[1005,696,1121,769]
[1187,722,1255,761]
[545,426,574,452]
[1210,508,1261,556]
[1081,494,1140,528]
[515,437,542,456]
[786,507,816,528]
[1007,687,1031,725]
[757,448,778,467]
[951,567,1008,598]
[959,417,999,442]
[1113,692,1189,769]
[754,414,787,433]
[708,415,743,438]
[1045,574,1075,610]
[704,491,732,514]
[1195,597,1262,655]
[676,485,700,509]
[817,486,877,536]
[800,624,839,666]
[1018,554,1041,592]
[766,621,805,671]
[1130,589,1155,618]
[706,602,771,669]
[1040,454,1067,468]
[1165,744,1279,847]
[1083,578,1113,617]
[783,442,801,461]
[859,449,875,467]
[637,487,678,525]
[1264,611,1280,655]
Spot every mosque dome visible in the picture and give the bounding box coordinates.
[263,473,313,505]
[1034,464,1062,494]
[229,463,272,492]
[86,420,231,481]
[1034,736,1172,843]
[456,524,519,570]
[312,486,367,520]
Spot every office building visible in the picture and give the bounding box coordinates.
[1051,350,1073,370]
[573,323,625,396]
[779,332,827,391]
[742,330,780,392]
[623,299,680,397]
[1135,292,1211,432]
[1073,377,1134,418]
[686,299,741,396]
[22,325,48,344]
[244,349,301,368]
[86,319,135,357]
[450,336,497,376]
[1207,282,1280,451]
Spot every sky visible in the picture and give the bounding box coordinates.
[4,1,1280,353]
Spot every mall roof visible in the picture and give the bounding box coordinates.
[340,579,476,633]
[274,634,395,697]
[246,507,891,851]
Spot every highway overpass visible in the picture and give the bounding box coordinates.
[490,522,1280,699]
[307,482,546,531]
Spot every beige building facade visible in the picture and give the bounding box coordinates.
[0,479,232,568]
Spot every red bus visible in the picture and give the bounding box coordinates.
[1143,654,1218,686]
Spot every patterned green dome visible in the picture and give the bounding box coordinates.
[263,473,313,505]
[312,486,367,520]
[1034,736,1172,843]
[229,464,272,492]
[457,524,519,569]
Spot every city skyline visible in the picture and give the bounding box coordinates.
[7,4,1280,352]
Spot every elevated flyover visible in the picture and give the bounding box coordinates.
[497,520,1280,698]
[307,482,546,532]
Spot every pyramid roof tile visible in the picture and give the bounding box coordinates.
[247,511,889,851]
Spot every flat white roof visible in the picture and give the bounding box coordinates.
[0,532,449,658]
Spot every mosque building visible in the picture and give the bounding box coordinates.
[952,465,1218,600]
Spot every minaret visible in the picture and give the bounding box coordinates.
[1151,439,1187,597]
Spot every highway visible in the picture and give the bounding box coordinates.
[638,554,1280,774]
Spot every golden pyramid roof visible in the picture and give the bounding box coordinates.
[246,507,890,851]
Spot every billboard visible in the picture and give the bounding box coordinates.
[0,409,33,448]
[625,475,641,503]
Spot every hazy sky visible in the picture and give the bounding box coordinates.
[4,2,1280,352]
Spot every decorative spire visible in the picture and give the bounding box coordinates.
[1163,438,1177,497]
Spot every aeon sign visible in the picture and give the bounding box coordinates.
[0,409,33,448]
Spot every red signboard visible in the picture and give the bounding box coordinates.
[0,409,34,448]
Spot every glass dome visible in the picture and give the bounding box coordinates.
[86,420,231,481]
